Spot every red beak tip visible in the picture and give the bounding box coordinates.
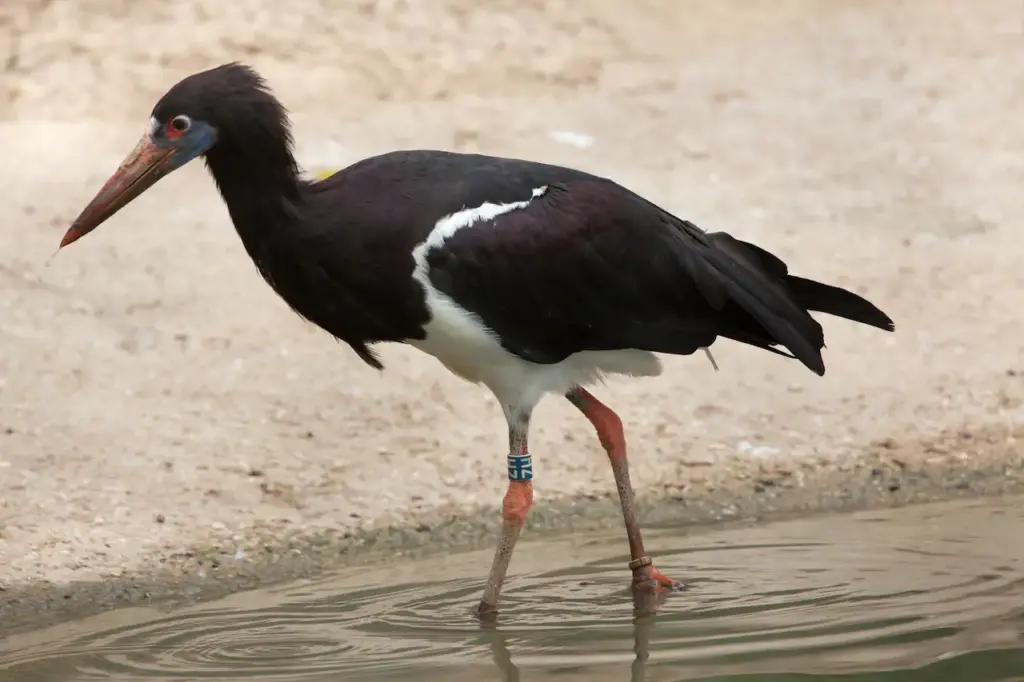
[59,227,81,249]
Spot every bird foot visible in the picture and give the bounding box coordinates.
[629,559,683,617]
[629,556,685,593]
[475,599,499,622]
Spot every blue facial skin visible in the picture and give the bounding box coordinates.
[152,119,218,170]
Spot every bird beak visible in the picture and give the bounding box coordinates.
[59,133,180,249]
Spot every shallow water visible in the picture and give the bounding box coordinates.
[3,496,1024,681]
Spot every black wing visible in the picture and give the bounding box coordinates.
[292,150,891,373]
[424,176,894,376]
[286,151,612,368]
[290,151,619,367]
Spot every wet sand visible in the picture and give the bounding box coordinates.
[1,0,1022,635]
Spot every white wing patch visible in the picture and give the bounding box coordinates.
[409,185,548,350]
[413,185,548,266]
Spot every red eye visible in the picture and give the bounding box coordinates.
[166,115,191,139]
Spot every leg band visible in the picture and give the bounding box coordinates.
[507,453,533,481]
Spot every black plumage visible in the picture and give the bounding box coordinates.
[423,173,893,373]
[61,62,895,615]
[143,64,895,375]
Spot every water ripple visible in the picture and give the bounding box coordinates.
[2,497,1023,681]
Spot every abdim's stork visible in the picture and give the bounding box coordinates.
[60,63,895,615]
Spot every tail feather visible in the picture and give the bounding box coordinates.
[695,231,894,376]
[699,231,827,374]
[785,276,895,332]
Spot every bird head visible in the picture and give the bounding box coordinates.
[59,62,288,249]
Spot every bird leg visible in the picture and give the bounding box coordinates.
[477,409,534,617]
[565,387,683,594]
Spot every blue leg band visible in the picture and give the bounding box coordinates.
[507,453,533,481]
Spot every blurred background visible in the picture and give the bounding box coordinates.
[0,0,1021,591]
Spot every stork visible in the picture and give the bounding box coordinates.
[59,63,895,616]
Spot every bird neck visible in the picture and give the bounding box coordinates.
[202,135,304,247]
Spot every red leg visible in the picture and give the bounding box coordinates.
[477,411,535,616]
[477,480,533,615]
[566,387,683,594]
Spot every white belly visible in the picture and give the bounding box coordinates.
[405,292,662,416]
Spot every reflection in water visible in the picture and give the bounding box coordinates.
[480,590,662,682]
[1,496,1023,681]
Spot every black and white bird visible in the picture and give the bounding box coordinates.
[60,63,895,615]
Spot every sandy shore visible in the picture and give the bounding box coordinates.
[1,0,1022,633]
